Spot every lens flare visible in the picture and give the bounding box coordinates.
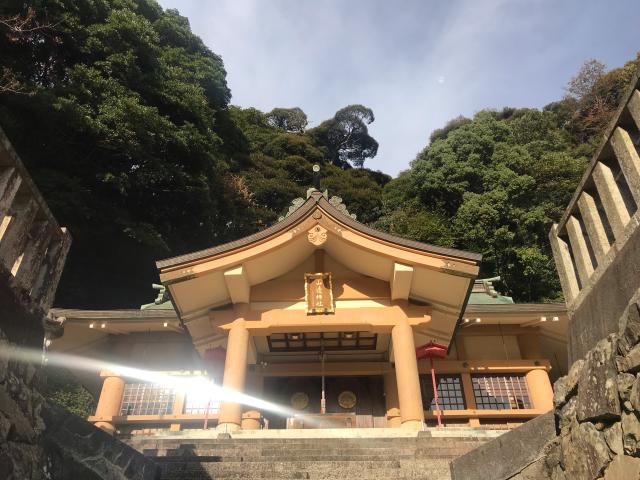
[0,345,297,418]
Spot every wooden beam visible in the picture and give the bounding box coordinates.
[223,264,250,304]
[314,249,324,272]
[390,262,413,300]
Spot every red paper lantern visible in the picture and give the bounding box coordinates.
[415,341,447,360]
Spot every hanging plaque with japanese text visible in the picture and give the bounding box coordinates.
[304,272,334,314]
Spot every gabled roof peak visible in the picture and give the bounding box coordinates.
[279,189,357,221]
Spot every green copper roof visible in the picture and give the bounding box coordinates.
[467,277,514,305]
[140,284,174,310]
[468,291,514,304]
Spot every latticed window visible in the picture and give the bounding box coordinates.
[119,383,175,416]
[420,374,466,410]
[471,374,531,410]
[183,395,220,415]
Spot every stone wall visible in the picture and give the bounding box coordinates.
[452,292,640,479]
[0,331,46,479]
[567,214,640,363]
[538,293,640,479]
[0,125,159,479]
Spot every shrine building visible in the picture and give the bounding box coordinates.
[50,189,568,436]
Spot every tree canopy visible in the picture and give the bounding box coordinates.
[309,104,379,168]
[1,0,639,306]
[0,1,386,307]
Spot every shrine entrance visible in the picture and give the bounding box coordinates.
[263,375,386,429]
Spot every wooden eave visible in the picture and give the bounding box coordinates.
[157,191,481,282]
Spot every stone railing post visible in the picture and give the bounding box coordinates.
[549,224,580,302]
[592,161,630,242]
[565,216,594,284]
[577,192,610,264]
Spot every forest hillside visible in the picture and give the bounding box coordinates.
[1,0,638,306]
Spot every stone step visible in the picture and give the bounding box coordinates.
[130,437,486,450]
[132,433,488,479]
[152,446,472,461]
[157,459,453,479]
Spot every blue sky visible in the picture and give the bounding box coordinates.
[158,0,640,176]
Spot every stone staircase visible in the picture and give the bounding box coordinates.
[128,432,492,480]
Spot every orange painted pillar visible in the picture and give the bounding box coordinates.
[525,368,554,412]
[217,316,250,432]
[242,373,263,430]
[94,374,125,434]
[391,317,425,429]
[384,370,402,427]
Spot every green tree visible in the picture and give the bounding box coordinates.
[0,0,260,307]
[376,109,586,301]
[44,367,96,418]
[309,104,378,168]
[266,107,308,132]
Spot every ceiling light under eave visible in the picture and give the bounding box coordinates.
[552,316,559,322]
[163,322,168,328]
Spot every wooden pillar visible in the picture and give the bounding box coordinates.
[592,161,631,241]
[610,127,640,204]
[391,316,424,429]
[241,373,263,430]
[217,314,250,432]
[460,373,478,427]
[94,374,126,434]
[565,216,594,284]
[383,370,401,428]
[525,368,554,412]
[169,392,186,432]
[549,224,580,302]
[314,249,324,272]
[577,192,610,264]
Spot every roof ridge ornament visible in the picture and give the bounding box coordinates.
[328,196,357,220]
[279,163,358,221]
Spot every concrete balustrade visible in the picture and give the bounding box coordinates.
[549,225,580,303]
[591,161,631,241]
[577,191,610,263]
[610,126,640,204]
[550,84,640,308]
[0,127,71,313]
[565,216,594,285]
